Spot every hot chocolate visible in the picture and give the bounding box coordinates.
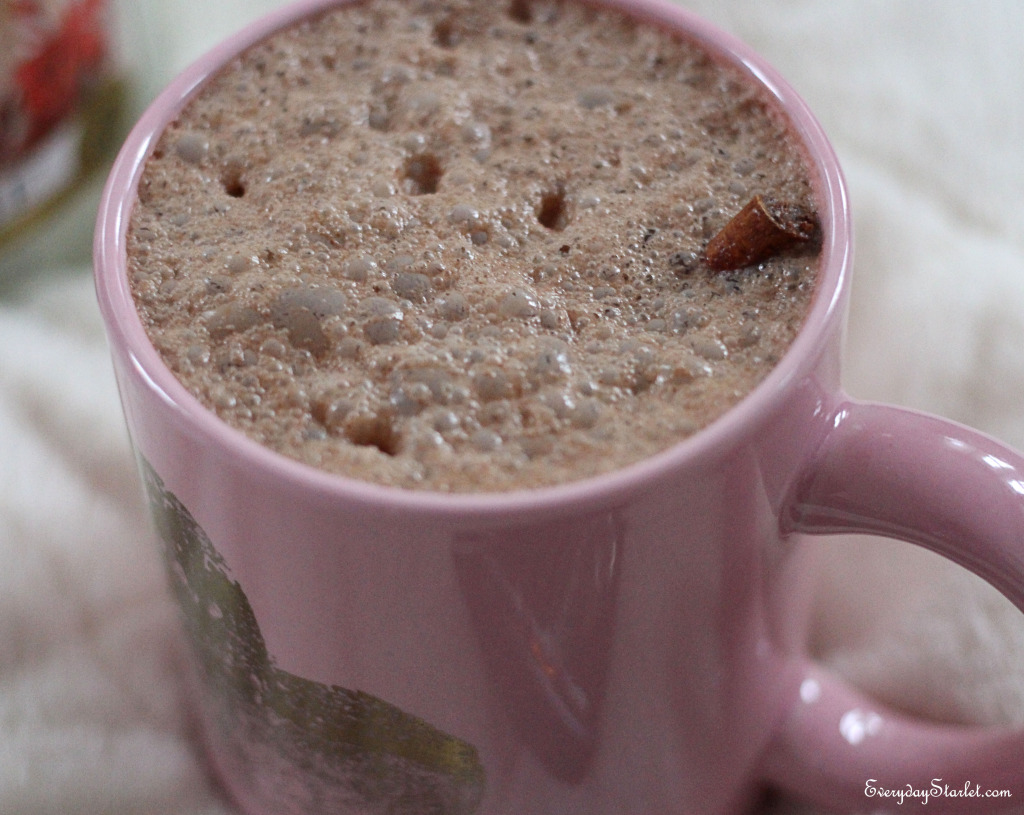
[126,0,820,492]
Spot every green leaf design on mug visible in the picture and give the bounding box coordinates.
[138,456,485,815]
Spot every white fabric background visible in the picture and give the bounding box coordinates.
[1,1,1023,813]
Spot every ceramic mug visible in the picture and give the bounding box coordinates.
[94,0,1024,812]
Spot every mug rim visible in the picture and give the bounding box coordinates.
[94,0,852,516]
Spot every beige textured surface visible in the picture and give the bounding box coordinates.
[127,0,819,492]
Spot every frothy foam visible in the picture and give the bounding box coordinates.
[128,0,821,492]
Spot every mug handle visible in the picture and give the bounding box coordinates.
[762,399,1024,812]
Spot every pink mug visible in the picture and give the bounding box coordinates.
[94,0,1024,812]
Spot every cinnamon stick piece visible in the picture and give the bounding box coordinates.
[704,195,819,272]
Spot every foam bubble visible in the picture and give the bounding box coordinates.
[206,302,261,340]
[570,398,602,428]
[337,336,363,358]
[186,343,211,365]
[270,286,348,354]
[226,254,256,274]
[539,309,561,330]
[671,307,708,333]
[359,296,404,319]
[438,292,469,321]
[432,410,460,433]
[693,338,728,361]
[472,367,515,401]
[364,318,402,345]
[390,381,433,415]
[259,338,289,358]
[313,394,354,432]
[499,289,539,318]
[343,256,377,281]
[174,131,209,164]
[532,346,571,380]
[471,428,502,451]
[461,122,491,143]
[391,271,432,302]
[448,203,478,223]
[385,254,415,272]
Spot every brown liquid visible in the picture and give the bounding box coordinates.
[127,0,820,492]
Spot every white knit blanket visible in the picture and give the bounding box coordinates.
[2,1,1023,813]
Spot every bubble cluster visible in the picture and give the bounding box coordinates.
[127,0,820,492]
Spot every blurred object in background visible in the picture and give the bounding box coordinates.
[0,0,131,285]
[132,0,290,100]
[0,0,292,290]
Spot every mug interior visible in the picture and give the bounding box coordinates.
[94,0,851,515]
